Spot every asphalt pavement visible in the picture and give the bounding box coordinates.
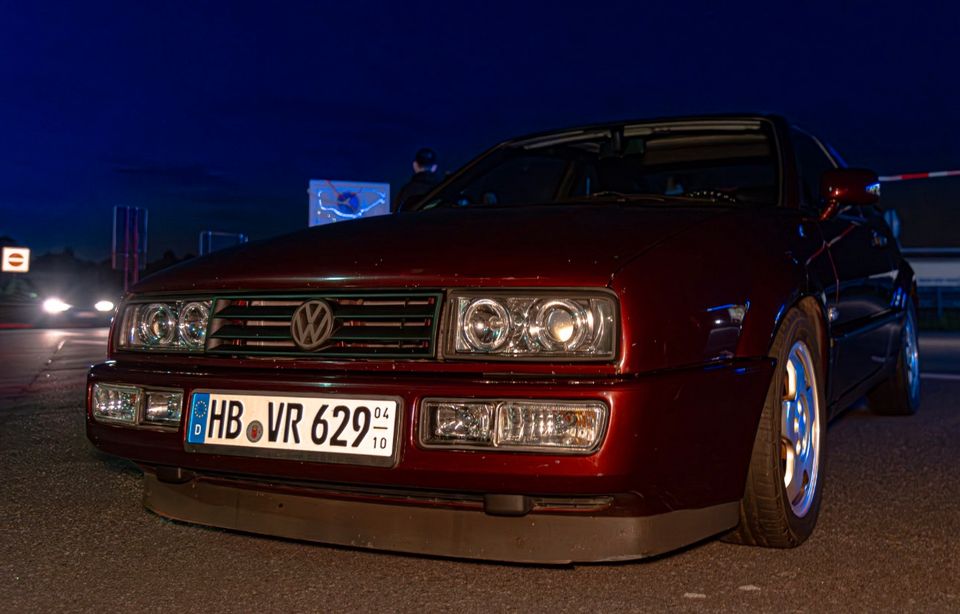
[1,329,958,612]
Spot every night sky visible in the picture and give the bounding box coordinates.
[2,1,959,260]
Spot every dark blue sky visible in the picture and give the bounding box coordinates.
[2,1,958,259]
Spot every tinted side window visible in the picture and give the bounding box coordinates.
[457,155,568,205]
[792,129,837,210]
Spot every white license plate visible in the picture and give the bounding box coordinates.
[185,391,399,466]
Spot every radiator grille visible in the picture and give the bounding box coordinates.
[206,292,442,358]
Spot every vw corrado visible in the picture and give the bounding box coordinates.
[87,115,920,563]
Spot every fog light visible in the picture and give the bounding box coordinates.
[421,400,494,446]
[92,383,141,424]
[420,398,607,453]
[497,401,606,450]
[144,390,183,425]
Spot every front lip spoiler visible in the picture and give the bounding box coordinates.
[143,471,739,564]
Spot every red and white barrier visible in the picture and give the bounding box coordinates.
[879,170,960,182]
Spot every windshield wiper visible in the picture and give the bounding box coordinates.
[559,191,745,206]
[565,191,669,202]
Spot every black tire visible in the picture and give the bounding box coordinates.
[868,301,921,416]
[725,306,826,548]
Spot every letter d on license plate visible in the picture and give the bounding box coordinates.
[185,390,399,467]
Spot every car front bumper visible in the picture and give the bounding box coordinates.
[144,469,738,563]
[86,357,773,562]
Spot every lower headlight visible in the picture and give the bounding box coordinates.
[143,390,183,425]
[91,383,142,424]
[91,383,183,427]
[420,398,607,453]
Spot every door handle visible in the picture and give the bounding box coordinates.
[871,231,888,248]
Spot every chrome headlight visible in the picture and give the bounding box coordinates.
[447,291,617,360]
[139,303,178,345]
[117,300,212,351]
[177,301,210,348]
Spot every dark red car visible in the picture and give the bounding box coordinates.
[86,115,920,563]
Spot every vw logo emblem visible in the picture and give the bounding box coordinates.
[291,300,335,350]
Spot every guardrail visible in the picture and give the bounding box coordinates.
[903,247,960,321]
[901,247,960,257]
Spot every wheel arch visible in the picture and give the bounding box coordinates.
[780,295,828,370]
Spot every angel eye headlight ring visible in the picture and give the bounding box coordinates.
[533,299,592,350]
[138,304,178,346]
[461,298,512,351]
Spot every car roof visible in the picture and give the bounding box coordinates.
[500,112,786,147]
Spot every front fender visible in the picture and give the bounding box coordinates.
[610,209,835,374]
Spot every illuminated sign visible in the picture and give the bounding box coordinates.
[2,247,30,273]
[308,180,390,227]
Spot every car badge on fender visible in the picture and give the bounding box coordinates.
[291,300,335,350]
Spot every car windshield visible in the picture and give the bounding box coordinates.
[414,121,780,209]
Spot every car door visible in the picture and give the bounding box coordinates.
[792,129,898,404]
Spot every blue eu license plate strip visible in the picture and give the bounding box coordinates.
[187,392,211,444]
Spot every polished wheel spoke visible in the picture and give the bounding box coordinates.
[904,314,920,398]
[780,340,821,518]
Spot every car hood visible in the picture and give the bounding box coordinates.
[133,205,723,293]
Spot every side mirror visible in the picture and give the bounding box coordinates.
[818,168,880,220]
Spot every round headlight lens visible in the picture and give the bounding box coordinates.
[462,299,511,351]
[138,304,177,346]
[178,302,209,348]
[534,299,591,350]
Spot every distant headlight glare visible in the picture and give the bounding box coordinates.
[43,297,72,314]
[94,300,115,313]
